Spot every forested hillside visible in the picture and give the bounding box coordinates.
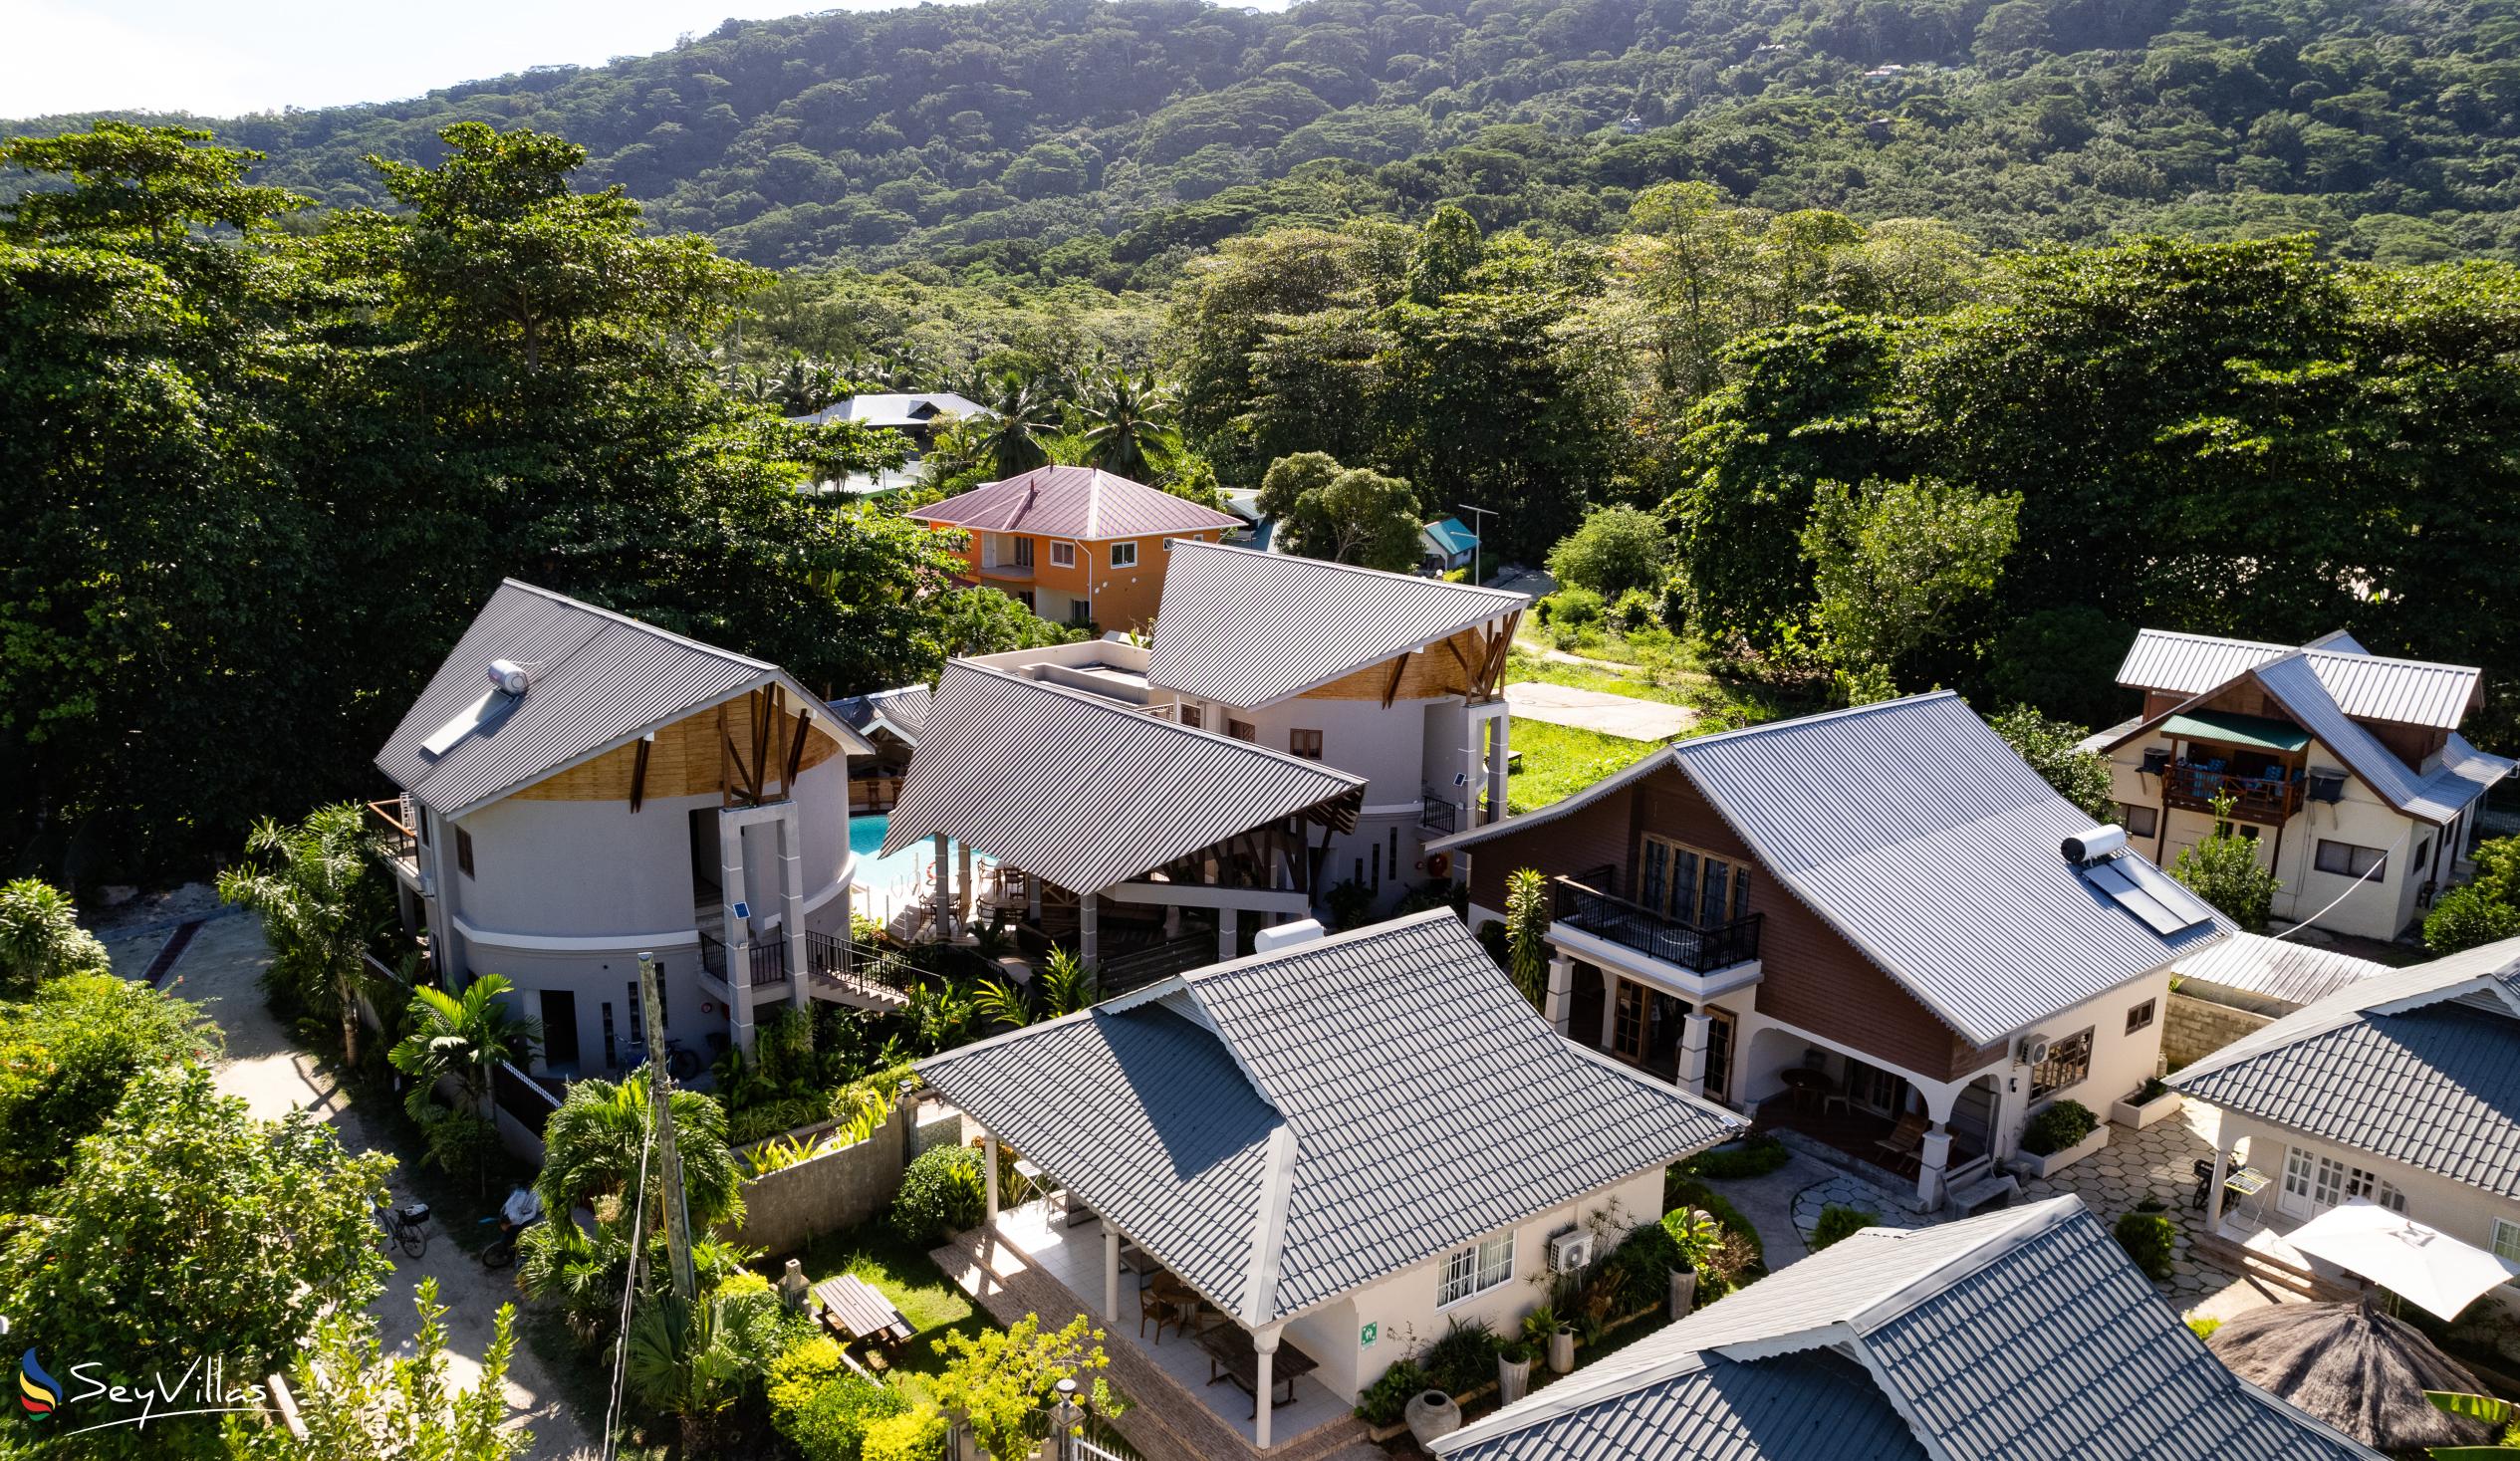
[9,0,2518,284]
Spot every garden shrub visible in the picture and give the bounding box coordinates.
[1614,1220,1686,1310]
[1666,1177,1764,1266]
[1544,587,1604,628]
[2186,1316,2220,1340]
[1356,1359,1425,1424]
[861,1404,948,1461]
[888,1144,986,1244]
[1417,1316,1499,1394]
[730,1095,831,1146]
[2116,1209,2178,1281]
[772,1361,911,1461]
[2020,1098,2099,1156]
[1681,1136,1789,1181]
[1612,587,1658,633]
[1810,1204,1879,1252]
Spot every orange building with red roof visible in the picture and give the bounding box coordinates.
[909,465,1242,632]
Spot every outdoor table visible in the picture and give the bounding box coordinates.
[813,1274,915,1350]
[2223,1166,2274,1225]
[1778,1067,1835,1111]
[1195,1326,1318,1416]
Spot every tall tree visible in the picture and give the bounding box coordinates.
[218,804,390,1066]
[1078,368,1182,480]
[389,972,540,1193]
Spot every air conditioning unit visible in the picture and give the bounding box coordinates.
[1546,1229,1596,1273]
[2017,1033,2052,1068]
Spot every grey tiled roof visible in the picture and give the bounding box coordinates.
[881,662,1364,893]
[2169,937,2520,1197]
[1445,694,2223,1046]
[2171,932,2390,1009]
[1438,1197,2380,1461]
[790,391,991,428]
[2118,627,2481,730]
[1145,542,1528,708]
[911,465,1241,541]
[376,581,871,818]
[917,912,1745,1326]
[1437,1349,1925,1461]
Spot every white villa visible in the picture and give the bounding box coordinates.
[917,911,1743,1451]
[373,581,899,1071]
[2090,628,2512,941]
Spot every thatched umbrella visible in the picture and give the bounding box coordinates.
[2206,1294,2497,1451]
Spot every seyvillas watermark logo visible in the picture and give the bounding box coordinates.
[13,1347,266,1436]
[18,1351,58,1416]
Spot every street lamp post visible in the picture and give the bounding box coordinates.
[1456,503,1498,586]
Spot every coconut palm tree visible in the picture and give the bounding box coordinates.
[388,973,539,1193]
[1079,368,1182,481]
[217,804,383,1066]
[976,369,1056,476]
[535,1076,745,1230]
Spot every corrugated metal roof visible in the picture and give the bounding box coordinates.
[1435,694,2225,1045]
[2169,937,2520,1198]
[2170,932,2390,1009]
[831,683,930,746]
[918,912,1744,1327]
[2252,654,2512,821]
[1668,694,2224,1047]
[375,581,871,818]
[910,466,1241,541]
[789,391,991,427]
[880,662,1364,892]
[1145,542,1528,708]
[1422,518,1478,556]
[1437,1197,2380,1461]
[2117,628,2482,730]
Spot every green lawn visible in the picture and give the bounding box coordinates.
[792,1219,1004,1402]
[1507,650,1697,707]
[1507,719,1661,815]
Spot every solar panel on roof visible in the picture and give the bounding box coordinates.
[2120,854,2217,926]
[418,688,519,759]
[2083,855,2211,937]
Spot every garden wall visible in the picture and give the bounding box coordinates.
[2163,991,2274,1070]
[726,1094,921,1256]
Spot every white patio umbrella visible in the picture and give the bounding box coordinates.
[2283,1198,2516,1321]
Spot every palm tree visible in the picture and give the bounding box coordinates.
[627,1285,783,1454]
[1079,368,1182,481]
[536,1076,745,1230]
[976,369,1056,477]
[388,973,539,1193]
[217,804,382,1066]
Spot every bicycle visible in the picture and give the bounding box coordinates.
[478,1213,538,1270]
[377,1200,431,1260]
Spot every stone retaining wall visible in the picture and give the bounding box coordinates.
[2164,990,2274,1070]
[726,1095,918,1256]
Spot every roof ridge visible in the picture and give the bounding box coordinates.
[1847,1197,2085,1334]
[1668,689,1963,754]
[943,660,1367,785]
[1179,905,1459,984]
[1168,538,1529,601]
[494,579,778,672]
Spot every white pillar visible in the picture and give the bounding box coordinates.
[1163,905,1182,940]
[1103,1225,1123,1322]
[1485,714,1511,825]
[1677,1012,1713,1096]
[1917,1123,1952,1210]
[984,1135,1000,1222]
[1598,969,1619,1050]
[779,810,808,1009]
[2206,1135,2231,1230]
[1219,907,1240,962]
[720,811,754,1051]
[1253,1327,1283,1449]
[1080,890,1101,966]
[1543,954,1574,1035]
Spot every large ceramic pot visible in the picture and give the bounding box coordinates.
[1669,1268,1700,1320]
[1497,1352,1533,1405]
[1548,1326,1578,1374]
[1403,1390,1462,1447]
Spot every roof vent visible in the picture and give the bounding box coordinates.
[488,659,531,696]
[2061,825,2128,865]
[1252,920,1327,955]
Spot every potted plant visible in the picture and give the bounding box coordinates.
[1403,1388,1461,1446]
[1520,1306,1576,1376]
[2013,1098,2110,1177]
[2110,1076,2183,1129]
[1496,1339,1533,1405]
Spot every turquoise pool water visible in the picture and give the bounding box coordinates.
[849,812,933,892]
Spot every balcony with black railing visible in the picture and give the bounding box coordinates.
[1418,792,1460,837]
[1550,871,1761,975]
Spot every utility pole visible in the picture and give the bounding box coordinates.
[638,952,697,1301]
[1456,503,1498,586]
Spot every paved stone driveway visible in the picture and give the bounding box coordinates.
[2017,1101,2240,1313]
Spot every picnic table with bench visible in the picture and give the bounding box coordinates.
[813,1274,915,1351]
[1194,1325,1318,1417]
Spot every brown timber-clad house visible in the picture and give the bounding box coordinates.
[1429,693,2228,1212]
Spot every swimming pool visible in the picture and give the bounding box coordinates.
[849,812,933,893]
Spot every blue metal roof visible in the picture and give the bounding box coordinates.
[1423,517,1478,556]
